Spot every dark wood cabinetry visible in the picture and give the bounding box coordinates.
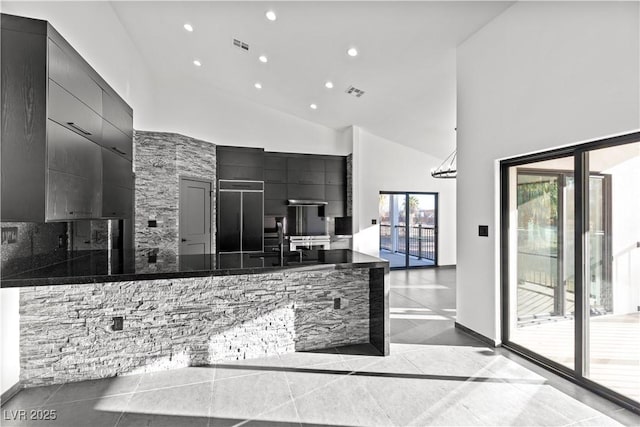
[217,146,264,181]
[1,13,134,222]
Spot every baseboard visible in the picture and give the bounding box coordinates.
[454,322,499,348]
[436,264,456,269]
[1,381,22,405]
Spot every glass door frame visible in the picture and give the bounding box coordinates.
[500,131,640,413]
[379,191,439,270]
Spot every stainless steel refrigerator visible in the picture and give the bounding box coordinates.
[218,180,264,252]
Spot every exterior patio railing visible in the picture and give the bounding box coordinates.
[379,223,436,261]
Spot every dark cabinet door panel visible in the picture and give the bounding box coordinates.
[324,200,345,218]
[287,184,325,200]
[265,183,286,199]
[242,192,263,251]
[1,27,47,221]
[287,169,324,185]
[102,148,133,189]
[102,91,133,138]
[264,199,287,216]
[217,147,264,167]
[219,191,241,252]
[102,184,132,218]
[48,39,102,115]
[265,168,287,183]
[325,185,344,201]
[218,164,264,181]
[101,119,132,161]
[324,158,345,172]
[48,80,102,145]
[325,170,345,185]
[264,154,286,170]
[47,120,102,181]
[287,157,325,172]
[46,169,101,221]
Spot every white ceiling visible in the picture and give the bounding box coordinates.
[111,1,513,158]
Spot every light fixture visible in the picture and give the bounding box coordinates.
[183,23,193,32]
[259,55,268,63]
[430,149,457,179]
[347,47,358,57]
[193,59,201,67]
[325,81,334,89]
[310,104,318,110]
[254,82,262,89]
[265,10,277,21]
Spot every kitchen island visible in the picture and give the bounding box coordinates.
[1,249,389,388]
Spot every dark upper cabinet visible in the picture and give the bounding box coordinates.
[287,184,325,201]
[264,154,286,170]
[0,13,134,222]
[325,185,344,201]
[287,156,325,172]
[287,169,325,185]
[324,200,345,218]
[102,148,133,218]
[46,120,102,221]
[217,146,264,181]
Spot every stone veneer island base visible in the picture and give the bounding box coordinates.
[19,265,388,387]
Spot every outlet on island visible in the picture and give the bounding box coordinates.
[112,316,124,331]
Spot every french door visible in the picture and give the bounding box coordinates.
[379,192,438,269]
[501,133,640,410]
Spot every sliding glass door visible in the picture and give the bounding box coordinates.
[502,134,640,409]
[379,192,437,269]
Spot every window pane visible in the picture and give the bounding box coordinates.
[586,142,640,403]
[508,157,575,369]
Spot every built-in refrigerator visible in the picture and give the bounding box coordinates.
[218,180,264,252]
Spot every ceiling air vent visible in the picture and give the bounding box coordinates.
[345,86,365,98]
[233,38,249,51]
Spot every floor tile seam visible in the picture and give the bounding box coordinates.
[113,371,144,427]
[282,365,361,404]
[206,365,217,427]
[10,387,140,412]
[40,383,65,406]
[223,372,302,427]
[390,290,457,321]
[355,370,398,426]
[281,366,303,427]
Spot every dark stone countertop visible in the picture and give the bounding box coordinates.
[0,249,389,288]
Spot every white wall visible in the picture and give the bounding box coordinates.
[456,1,640,342]
[1,1,156,131]
[148,76,347,155]
[351,127,457,266]
[0,289,20,395]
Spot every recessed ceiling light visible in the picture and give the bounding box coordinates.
[184,23,193,32]
[325,81,334,89]
[254,82,262,89]
[259,55,268,63]
[193,59,201,67]
[310,104,318,110]
[347,47,358,57]
[265,10,277,21]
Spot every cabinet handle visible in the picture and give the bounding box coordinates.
[69,211,93,215]
[111,147,127,156]
[66,122,92,135]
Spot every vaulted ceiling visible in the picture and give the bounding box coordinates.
[111,1,512,158]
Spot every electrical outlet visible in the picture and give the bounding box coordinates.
[112,316,123,331]
[334,298,341,309]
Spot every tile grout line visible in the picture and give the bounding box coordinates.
[206,364,217,427]
[41,383,65,406]
[113,373,144,427]
[281,365,303,427]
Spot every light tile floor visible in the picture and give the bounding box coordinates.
[2,268,639,426]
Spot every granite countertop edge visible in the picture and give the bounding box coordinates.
[0,258,389,289]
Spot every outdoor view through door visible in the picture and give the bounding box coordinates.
[379,192,437,269]
[502,136,640,409]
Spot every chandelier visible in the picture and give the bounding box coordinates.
[430,149,457,179]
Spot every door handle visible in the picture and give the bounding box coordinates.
[111,146,127,156]
[181,238,188,242]
[66,122,92,135]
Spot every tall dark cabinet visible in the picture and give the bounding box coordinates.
[1,13,133,223]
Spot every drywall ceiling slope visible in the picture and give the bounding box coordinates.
[111,1,512,158]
